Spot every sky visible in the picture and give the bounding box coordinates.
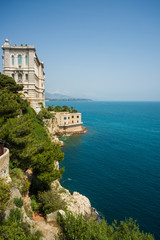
[1,0,160,101]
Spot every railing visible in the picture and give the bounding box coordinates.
[0,148,9,178]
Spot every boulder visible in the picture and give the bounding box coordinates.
[46,210,65,223]
[11,187,21,198]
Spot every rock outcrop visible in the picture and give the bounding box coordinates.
[51,180,92,216]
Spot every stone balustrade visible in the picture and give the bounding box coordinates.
[0,148,10,179]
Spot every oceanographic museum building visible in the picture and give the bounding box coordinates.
[1,39,45,112]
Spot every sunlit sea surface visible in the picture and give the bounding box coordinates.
[46,101,160,239]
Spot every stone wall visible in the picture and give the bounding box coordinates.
[60,125,84,133]
[0,148,10,179]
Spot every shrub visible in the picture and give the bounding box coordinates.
[24,206,33,220]
[8,208,22,223]
[37,108,53,121]
[38,189,67,215]
[0,208,43,240]
[57,211,154,240]
[21,180,31,195]
[0,178,11,220]
[14,197,23,208]
[10,168,30,196]
[31,195,40,212]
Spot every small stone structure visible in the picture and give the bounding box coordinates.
[0,148,9,179]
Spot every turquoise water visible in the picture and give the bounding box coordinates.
[46,101,160,239]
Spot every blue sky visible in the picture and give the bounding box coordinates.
[1,0,160,100]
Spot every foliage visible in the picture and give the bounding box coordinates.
[14,197,24,208]
[31,195,40,212]
[0,178,11,220]
[57,211,154,240]
[47,104,78,113]
[37,108,53,121]
[54,105,62,112]
[0,73,23,93]
[37,189,67,215]
[0,208,43,240]
[10,168,31,195]
[47,105,55,111]
[24,206,33,220]
[0,74,64,191]
[71,109,78,113]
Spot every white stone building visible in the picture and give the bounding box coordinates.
[1,39,45,112]
[55,112,83,132]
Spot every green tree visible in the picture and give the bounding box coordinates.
[37,108,53,121]
[37,189,67,215]
[0,73,23,93]
[54,106,62,112]
[62,105,70,112]
[47,105,55,111]
[0,74,64,191]
[57,211,154,240]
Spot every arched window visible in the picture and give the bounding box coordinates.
[18,73,22,81]
[18,55,22,65]
[25,55,28,64]
[11,55,14,65]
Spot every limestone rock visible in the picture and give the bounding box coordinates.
[21,206,34,227]
[35,219,61,240]
[67,192,92,215]
[46,210,65,223]
[51,180,92,216]
[11,187,21,198]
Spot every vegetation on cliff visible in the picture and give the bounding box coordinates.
[0,208,42,240]
[0,178,11,220]
[0,74,154,239]
[47,104,78,113]
[0,179,42,239]
[57,211,154,240]
[0,73,64,192]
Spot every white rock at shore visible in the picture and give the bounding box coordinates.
[51,180,92,216]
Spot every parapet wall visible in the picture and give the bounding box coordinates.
[0,148,9,178]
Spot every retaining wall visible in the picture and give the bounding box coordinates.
[0,148,9,178]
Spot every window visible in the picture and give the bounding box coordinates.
[77,116,79,118]
[25,74,28,80]
[18,55,22,65]
[72,120,74,123]
[68,117,70,119]
[72,116,74,118]
[64,117,67,120]
[19,65,21,69]
[11,55,14,65]
[12,74,14,79]
[77,120,79,123]
[25,55,28,64]
[18,73,22,81]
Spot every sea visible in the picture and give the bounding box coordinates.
[46,101,160,239]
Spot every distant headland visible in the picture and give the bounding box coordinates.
[45,91,93,102]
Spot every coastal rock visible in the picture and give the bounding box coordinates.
[46,210,65,223]
[51,180,92,216]
[52,136,64,146]
[67,192,92,215]
[11,187,21,198]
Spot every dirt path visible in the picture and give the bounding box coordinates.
[33,214,61,240]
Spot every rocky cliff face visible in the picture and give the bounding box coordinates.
[51,180,92,216]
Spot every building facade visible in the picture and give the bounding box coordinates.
[55,112,83,132]
[1,39,45,112]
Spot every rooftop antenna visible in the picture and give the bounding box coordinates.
[9,40,11,46]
